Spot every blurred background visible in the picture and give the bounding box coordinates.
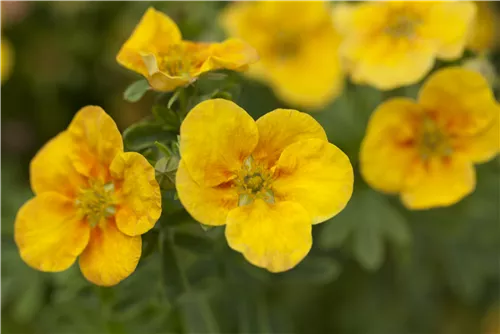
[2,2,500,334]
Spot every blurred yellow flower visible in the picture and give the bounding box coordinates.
[333,2,476,90]
[176,99,353,272]
[15,106,162,286]
[467,1,498,54]
[117,7,258,92]
[1,37,13,83]
[360,67,500,210]
[220,1,343,110]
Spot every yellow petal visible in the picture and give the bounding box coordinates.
[141,53,192,92]
[225,199,311,273]
[253,108,327,168]
[67,106,124,180]
[264,28,344,109]
[273,138,353,224]
[467,2,498,53]
[401,156,476,209]
[180,99,258,187]
[79,219,141,286]
[14,192,90,272]
[1,37,14,83]
[418,67,498,137]
[176,160,238,226]
[30,131,86,197]
[110,152,161,236]
[423,1,476,59]
[455,110,500,163]
[345,34,435,90]
[360,98,422,193]
[116,7,182,77]
[202,38,259,73]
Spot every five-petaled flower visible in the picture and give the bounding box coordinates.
[333,1,476,90]
[176,99,353,272]
[360,67,500,210]
[220,1,344,110]
[15,106,162,286]
[117,7,258,92]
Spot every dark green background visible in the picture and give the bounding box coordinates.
[2,2,499,334]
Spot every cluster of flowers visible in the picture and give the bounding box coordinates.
[14,2,499,286]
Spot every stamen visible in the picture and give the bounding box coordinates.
[235,156,275,205]
[75,180,116,227]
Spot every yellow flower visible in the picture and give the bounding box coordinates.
[333,2,476,90]
[467,1,499,54]
[1,36,13,83]
[220,1,344,110]
[15,106,162,286]
[176,99,353,272]
[117,7,258,92]
[360,67,500,210]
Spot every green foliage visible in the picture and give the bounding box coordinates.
[2,2,500,334]
[123,79,150,103]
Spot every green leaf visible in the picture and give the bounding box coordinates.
[122,120,177,152]
[277,256,342,284]
[178,292,220,334]
[123,79,150,103]
[152,105,180,131]
[155,156,179,190]
[160,229,189,303]
[174,232,213,254]
[319,188,411,271]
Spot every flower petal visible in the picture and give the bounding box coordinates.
[202,38,259,73]
[79,219,141,286]
[176,160,238,226]
[455,111,500,163]
[423,1,476,59]
[345,34,435,90]
[14,192,90,272]
[360,98,422,193]
[110,152,161,236]
[1,37,14,83]
[225,199,311,273]
[253,108,327,168]
[180,99,258,187]
[116,7,182,76]
[467,2,498,53]
[418,67,498,137]
[401,156,476,210]
[67,106,123,180]
[273,138,353,224]
[30,131,86,197]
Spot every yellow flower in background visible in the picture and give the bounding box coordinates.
[15,106,162,286]
[220,1,344,110]
[1,37,13,83]
[467,1,498,54]
[333,2,476,90]
[117,7,258,92]
[360,67,499,210]
[176,99,353,272]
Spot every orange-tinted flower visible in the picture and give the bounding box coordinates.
[117,7,258,92]
[360,67,499,209]
[15,106,162,286]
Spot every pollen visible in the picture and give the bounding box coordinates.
[75,180,116,227]
[418,116,452,160]
[234,156,275,205]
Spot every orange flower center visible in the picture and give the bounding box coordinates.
[75,180,116,227]
[234,156,275,205]
[418,117,452,160]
